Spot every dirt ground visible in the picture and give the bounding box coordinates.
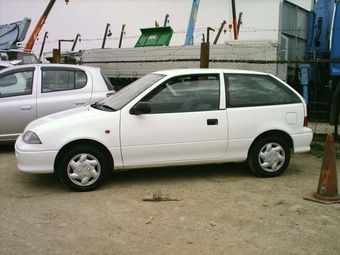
[1,143,340,255]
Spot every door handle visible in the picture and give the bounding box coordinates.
[74,100,87,105]
[207,119,218,125]
[20,105,33,111]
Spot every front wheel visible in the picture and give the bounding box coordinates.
[248,136,290,177]
[59,146,109,192]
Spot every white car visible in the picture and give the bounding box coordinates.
[15,69,313,192]
[0,63,115,142]
[0,59,24,71]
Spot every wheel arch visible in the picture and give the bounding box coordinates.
[54,139,114,173]
[248,130,293,157]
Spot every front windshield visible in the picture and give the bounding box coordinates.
[96,73,164,110]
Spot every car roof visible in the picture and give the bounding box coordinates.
[153,69,269,76]
[0,63,100,74]
[0,62,11,68]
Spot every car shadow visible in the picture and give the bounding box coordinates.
[105,161,254,187]
[17,172,68,193]
[0,143,15,152]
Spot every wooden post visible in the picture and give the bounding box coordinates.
[52,49,60,63]
[200,42,209,68]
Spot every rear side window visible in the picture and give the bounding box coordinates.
[41,69,87,93]
[225,74,301,108]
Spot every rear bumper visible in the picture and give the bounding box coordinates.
[291,128,313,153]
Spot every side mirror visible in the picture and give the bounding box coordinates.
[130,102,151,115]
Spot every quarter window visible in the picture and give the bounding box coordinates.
[41,69,87,93]
[141,74,220,113]
[225,74,301,107]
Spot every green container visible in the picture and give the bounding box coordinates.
[135,26,173,47]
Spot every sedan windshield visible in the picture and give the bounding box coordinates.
[95,73,164,110]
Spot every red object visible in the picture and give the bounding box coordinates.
[24,0,69,52]
[303,134,340,204]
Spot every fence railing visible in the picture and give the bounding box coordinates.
[77,56,340,136]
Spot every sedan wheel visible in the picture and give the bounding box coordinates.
[248,136,290,177]
[59,146,109,191]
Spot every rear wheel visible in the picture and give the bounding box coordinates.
[59,146,109,191]
[248,136,290,177]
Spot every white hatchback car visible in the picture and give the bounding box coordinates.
[0,63,115,142]
[15,69,313,191]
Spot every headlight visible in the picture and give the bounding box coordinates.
[23,131,42,144]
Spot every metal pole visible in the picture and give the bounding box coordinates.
[163,14,169,26]
[200,27,215,68]
[237,12,243,38]
[118,24,126,48]
[38,31,48,62]
[207,27,215,44]
[71,33,81,51]
[102,23,110,49]
[58,39,74,63]
[213,20,226,44]
[231,0,238,39]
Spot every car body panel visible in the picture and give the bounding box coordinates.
[15,69,313,177]
[0,63,115,142]
[120,109,229,166]
[226,104,312,160]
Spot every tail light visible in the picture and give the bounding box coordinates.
[303,116,308,127]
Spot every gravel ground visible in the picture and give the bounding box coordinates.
[1,143,340,255]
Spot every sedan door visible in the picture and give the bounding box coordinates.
[0,68,36,140]
[36,67,92,118]
[120,73,229,167]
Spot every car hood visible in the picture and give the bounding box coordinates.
[25,105,110,132]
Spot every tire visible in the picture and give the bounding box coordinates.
[248,136,290,177]
[59,146,109,192]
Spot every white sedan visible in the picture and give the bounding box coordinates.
[15,69,313,191]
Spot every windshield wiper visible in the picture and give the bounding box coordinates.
[101,104,116,111]
[91,102,115,111]
[91,102,100,107]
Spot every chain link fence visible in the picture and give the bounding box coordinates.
[77,56,339,136]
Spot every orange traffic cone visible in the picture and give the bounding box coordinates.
[303,134,340,204]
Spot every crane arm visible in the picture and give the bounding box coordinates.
[0,17,31,49]
[24,0,57,52]
[184,0,200,45]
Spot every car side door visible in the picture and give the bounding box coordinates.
[36,67,92,118]
[120,72,229,167]
[0,67,37,139]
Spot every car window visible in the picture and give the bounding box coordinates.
[41,69,87,93]
[140,74,220,113]
[225,74,301,108]
[101,71,115,91]
[100,73,164,110]
[0,70,34,97]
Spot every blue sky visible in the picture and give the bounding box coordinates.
[1,0,312,54]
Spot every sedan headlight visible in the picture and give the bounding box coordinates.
[23,131,42,144]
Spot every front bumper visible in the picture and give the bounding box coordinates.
[15,136,57,174]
